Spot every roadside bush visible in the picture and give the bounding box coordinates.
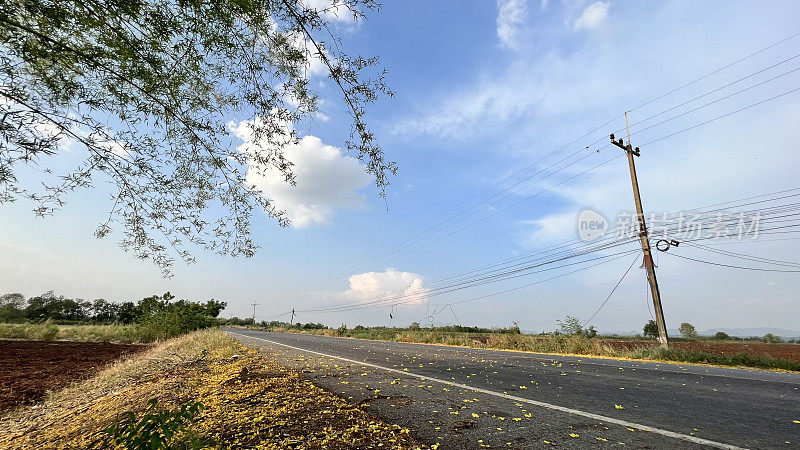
[90,398,206,449]
[39,321,61,340]
[138,307,213,341]
[556,316,583,335]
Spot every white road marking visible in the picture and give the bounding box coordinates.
[231,331,746,450]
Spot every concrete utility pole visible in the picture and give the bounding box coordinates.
[610,112,669,349]
[250,303,258,323]
[290,308,295,325]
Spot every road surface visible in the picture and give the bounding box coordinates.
[227,329,800,449]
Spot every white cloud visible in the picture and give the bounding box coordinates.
[573,1,610,31]
[345,269,429,304]
[392,50,617,140]
[497,0,528,49]
[231,119,371,228]
[519,211,580,246]
[303,0,356,23]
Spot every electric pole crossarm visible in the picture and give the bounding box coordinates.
[610,134,641,156]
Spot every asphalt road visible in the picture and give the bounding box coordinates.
[227,329,800,449]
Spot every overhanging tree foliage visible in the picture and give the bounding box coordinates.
[0,0,394,275]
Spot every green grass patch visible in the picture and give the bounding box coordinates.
[0,323,154,344]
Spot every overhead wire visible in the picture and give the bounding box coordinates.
[582,253,641,327]
[292,189,800,317]
[662,252,800,273]
[308,80,800,294]
[304,32,800,292]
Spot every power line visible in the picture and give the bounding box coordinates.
[444,250,641,308]
[310,84,800,295]
[626,31,800,114]
[663,252,800,272]
[298,240,641,313]
[304,33,800,292]
[306,146,604,290]
[641,86,800,147]
[294,189,800,316]
[626,66,800,142]
[582,253,641,327]
[681,242,800,268]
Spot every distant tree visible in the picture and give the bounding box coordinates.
[117,301,140,324]
[0,292,24,308]
[136,292,175,319]
[91,298,119,323]
[643,320,659,339]
[762,333,784,344]
[409,322,421,330]
[679,322,698,340]
[200,299,227,318]
[714,331,730,340]
[24,291,89,321]
[0,292,25,321]
[557,315,583,335]
[0,0,394,276]
[584,325,598,338]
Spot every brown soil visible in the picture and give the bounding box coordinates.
[602,339,800,362]
[0,340,147,412]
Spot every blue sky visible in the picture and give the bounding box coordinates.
[2,0,800,334]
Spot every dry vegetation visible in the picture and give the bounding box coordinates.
[0,329,423,449]
[260,327,800,371]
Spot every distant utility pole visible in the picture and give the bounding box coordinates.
[250,303,258,323]
[290,308,295,325]
[610,112,669,349]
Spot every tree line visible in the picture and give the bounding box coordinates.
[1,291,227,340]
[0,291,225,324]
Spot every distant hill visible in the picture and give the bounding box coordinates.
[699,328,800,339]
[599,327,800,339]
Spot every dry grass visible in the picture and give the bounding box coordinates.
[0,329,422,449]
[257,327,800,371]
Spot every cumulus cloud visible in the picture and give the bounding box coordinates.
[345,269,429,304]
[497,0,528,49]
[230,119,371,228]
[573,1,610,31]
